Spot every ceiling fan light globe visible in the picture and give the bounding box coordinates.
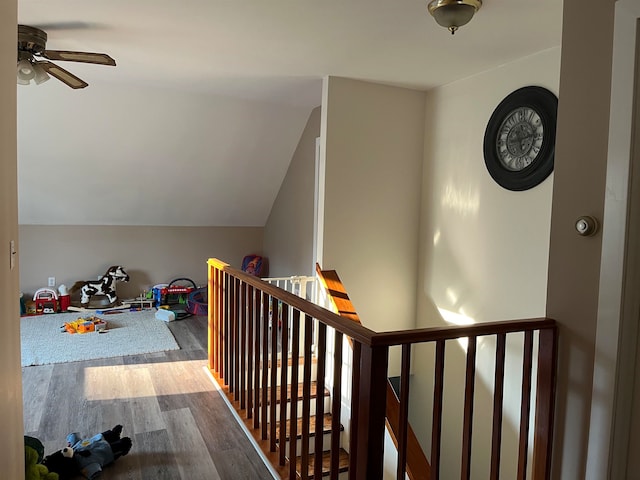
[32,62,50,85]
[17,59,35,82]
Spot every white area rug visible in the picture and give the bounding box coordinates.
[21,310,180,366]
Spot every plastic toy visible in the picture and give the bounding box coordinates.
[63,316,107,334]
[152,278,196,307]
[33,288,59,314]
[153,278,196,319]
[69,266,129,308]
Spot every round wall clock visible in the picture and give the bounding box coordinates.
[483,86,558,191]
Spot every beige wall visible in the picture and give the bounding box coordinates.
[320,76,425,368]
[19,225,263,300]
[548,1,616,479]
[608,4,640,477]
[411,47,560,479]
[18,80,311,228]
[263,107,320,277]
[0,4,24,480]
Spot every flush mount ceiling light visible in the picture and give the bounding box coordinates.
[428,0,482,35]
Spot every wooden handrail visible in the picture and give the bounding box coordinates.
[208,258,377,344]
[371,318,556,346]
[208,258,554,349]
[315,265,431,480]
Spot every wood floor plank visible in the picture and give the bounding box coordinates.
[22,363,53,433]
[127,429,181,480]
[163,407,222,479]
[167,320,203,352]
[122,367,166,435]
[22,315,275,479]
[211,447,275,480]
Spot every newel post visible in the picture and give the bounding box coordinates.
[207,263,217,372]
[351,342,388,480]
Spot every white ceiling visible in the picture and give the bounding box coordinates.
[17,0,563,226]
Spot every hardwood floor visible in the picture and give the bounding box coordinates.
[22,315,276,480]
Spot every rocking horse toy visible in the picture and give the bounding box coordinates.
[69,266,130,308]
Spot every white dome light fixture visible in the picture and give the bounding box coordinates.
[428,0,482,35]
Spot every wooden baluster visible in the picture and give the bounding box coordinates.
[246,284,254,418]
[532,327,558,480]
[261,292,269,440]
[330,330,343,480]
[431,339,445,480]
[300,314,313,479]
[252,286,261,428]
[269,296,279,451]
[348,340,362,479]
[240,281,247,409]
[490,333,506,480]
[220,274,233,385]
[289,309,301,479]
[279,304,290,465]
[314,322,328,480]
[461,336,477,480]
[233,277,240,399]
[517,330,534,479]
[397,344,411,480]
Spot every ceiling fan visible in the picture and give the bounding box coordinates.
[17,24,116,89]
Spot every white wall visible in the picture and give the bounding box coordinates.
[412,47,560,479]
[0,5,25,479]
[320,77,425,346]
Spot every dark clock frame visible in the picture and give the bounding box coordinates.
[483,86,558,191]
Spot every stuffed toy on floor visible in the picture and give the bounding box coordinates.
[43,425,132,480]
[25,440,58,480]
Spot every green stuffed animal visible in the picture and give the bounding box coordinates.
[25,442,59,480]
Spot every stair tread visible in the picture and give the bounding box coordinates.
[263,381,329,405]
[262,355,317,369]
[275,413,343,441]
[295,448,349,479]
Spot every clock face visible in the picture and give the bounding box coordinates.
[496,107,543,171]
[483,86,557,191]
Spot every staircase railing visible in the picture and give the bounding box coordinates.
[207,258,558,480]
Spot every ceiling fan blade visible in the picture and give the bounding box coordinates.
[30,22,102,31]
[42,50,116,66]
[38,60,88,89]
